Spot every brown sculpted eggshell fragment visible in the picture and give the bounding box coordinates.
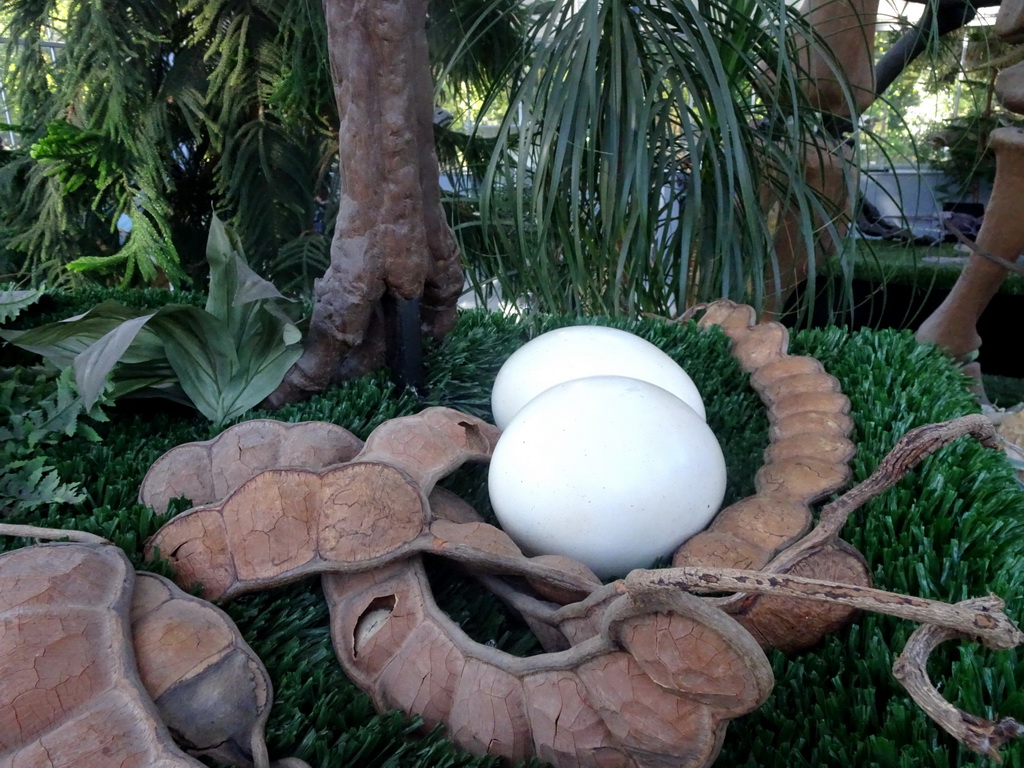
[764,433,857,465]
[147,464,430,601]
[754,457,854,502]
[140,419,364,514]
[749,355,828,390]
[728,322,789,371]
[735,542,874,653]
[356,407,500,493]
[755,371,842,402]
[145,408,498,601]
[130,572,281,768]
[702,495,813,554]
[324,559,773,768]
[603,593,774,712]
[769,391,851,422]
[0,543,204,768]
[523,672,626,768]
[677,300,864,645]
[672,530,773,571]
[769,411,855,442]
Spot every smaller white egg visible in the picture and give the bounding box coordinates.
[490,325,705,430]
[487,375,727,579]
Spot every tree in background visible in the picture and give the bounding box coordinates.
[0,0,336,289]
[266,0,464,403]
[465,0,862,319]
[0,0,522,293]
[3,0,857,402]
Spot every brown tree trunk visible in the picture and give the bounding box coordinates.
[267,0,463,407]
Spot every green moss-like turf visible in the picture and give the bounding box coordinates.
[3,307,1023,767]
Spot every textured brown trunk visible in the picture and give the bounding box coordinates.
[268,0,462,407]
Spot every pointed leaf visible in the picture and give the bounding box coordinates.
[261,301,303,345]
[107,359,181,401]
[219,310,302,422]
[0,301,157,368]
[232,257,289,306]
[149,306,239,424]
[73,314,157,410]
[204,214,243,323]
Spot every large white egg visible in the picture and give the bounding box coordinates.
[490,325,705,430]
[487,375,727,579]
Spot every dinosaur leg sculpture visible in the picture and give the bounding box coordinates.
[760,0,878,320]
[916,62,1024,394]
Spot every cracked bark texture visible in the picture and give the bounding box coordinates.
[268,0,462,406]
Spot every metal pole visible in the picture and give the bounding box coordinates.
[0,80,15,148]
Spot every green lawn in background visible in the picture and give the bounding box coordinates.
[844,239,1024,296]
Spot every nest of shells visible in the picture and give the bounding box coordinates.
[4,300,1020,768]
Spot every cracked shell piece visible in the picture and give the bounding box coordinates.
[731,541,872,653]
[0,543,205,768]
[131,572,284,768]
[145,408,502,601]
[146,462,431,601]
[672,300,866,647]
[140,419,364,514]
[324,558,773,768]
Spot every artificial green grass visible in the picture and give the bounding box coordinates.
[3,307,1024,767]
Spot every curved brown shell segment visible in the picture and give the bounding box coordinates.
[733,540,872,653]
[140,419,365,515]
[355,407,501,494]
[324,557,773,768]
[673,300,866,644]
[146,463,430,601]
[130,572,276,768]
[0,543,205,767]
[145,409,500,601]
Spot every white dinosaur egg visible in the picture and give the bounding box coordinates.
[490,325,706,430]
[487,375,727,579]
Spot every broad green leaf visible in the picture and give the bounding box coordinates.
[204,213,244,323]
[282,322,302,346]
[1,300,165,368]
[232,257,289,306]
[261,301,303,344]
[221,307,303,422]
[204,213,295,347]
[149,305,240,424]
[129,380,193,407]
[107,359,181,401]
[73,313,156,410]
[6,217,302,424]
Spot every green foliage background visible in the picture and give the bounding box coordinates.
[2,0,869,319]
[0,284,109,517]
[2,298,1022,767]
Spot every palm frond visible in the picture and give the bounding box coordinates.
[470,0,864,318]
